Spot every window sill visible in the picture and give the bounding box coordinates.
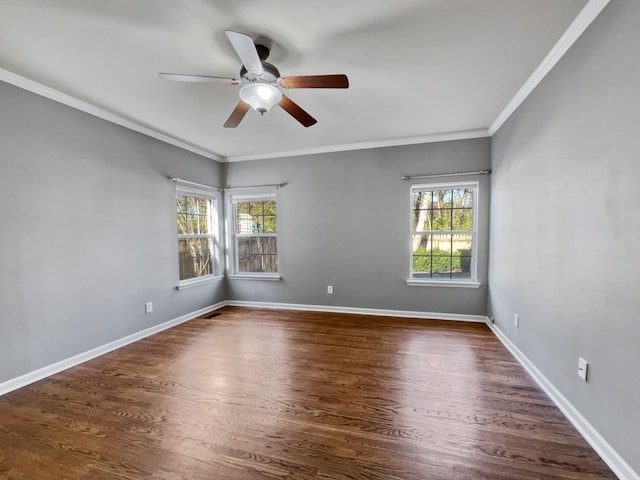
[406,279,481,288]
[228,274,281,282]
[177,275,224,290]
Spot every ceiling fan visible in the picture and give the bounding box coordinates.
[159,30,349,128]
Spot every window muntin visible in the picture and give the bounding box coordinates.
[232,195,278,274]
[410,183,477,282]
[177,189,217,282]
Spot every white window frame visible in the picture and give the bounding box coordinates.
[176,185,222,290]
[226,188,280,281]
[406,181,480,288]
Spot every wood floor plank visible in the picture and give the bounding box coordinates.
[0,307,616,479]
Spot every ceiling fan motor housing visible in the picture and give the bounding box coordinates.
[240,61,280,84]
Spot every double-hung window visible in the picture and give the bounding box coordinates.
[228,191,279,279]
[408,182,479,287]
[176,186,219,287]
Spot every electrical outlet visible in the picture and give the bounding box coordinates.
[513,313,519,328]
[327,285,333,294]
[145,302,153,314]
[578,357,589,381]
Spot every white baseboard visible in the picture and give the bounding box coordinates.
[224,300,487,323]
[486,320,639,480]
[6,301,634,479]
[0,301,478,397]
[0,302,226,397]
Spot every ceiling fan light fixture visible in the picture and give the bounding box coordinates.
[239,83,282,115]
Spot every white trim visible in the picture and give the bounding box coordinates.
[0,64,488,163]
[0,302,226,397]
[172,178,220,195]
[176,187,221,282]
[225,300,487,323]
[226,189,279,276]
[489,0,610,135]
[0,1,608,165]
[3,297,634,479]
[0,67,223,162]
[409,182,479,284]
[0,301,484,398]
[406,279,481,288]
[228,274,281,281]
[228,190,277,201]
[486,320,640,480]
[177,274,224,290]
[225,129,490,162]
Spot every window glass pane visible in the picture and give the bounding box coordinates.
[236,201,277,234]
[178,238,213,280]
[453,188,473,208]
[185,197,198,215]
[263,200,276,215]
[197,212,210,234]
[438,189,453,208]
[431,234,452,253]
[452,208,473,230]
[249,202,263,215]
[176,195,187,213]
[412,254,432,277]
[177,212,188,234]
[411,234,432,277]
[431,209,451,231]
[412,192,432,231]
[451,235,472,256]
[237,237,278,273]
[237,237,250,255]
[177,196,212,235]
[263,215,277,233]
[249,237,261,254]
[411,234,431,252]
[236,201,250,215]
[451,234,472,278]
[431,255,452,277]
[188,215,199,234]
[198,198,210,216]
[237,212,252,234]
[251,218,264,234]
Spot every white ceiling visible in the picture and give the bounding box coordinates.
[0,0,603,162]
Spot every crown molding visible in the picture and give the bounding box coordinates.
[1,65,487,163]
[0,67,224,162]
[1,0,609,162]
[489,0,610,135]
[224,129,491,162]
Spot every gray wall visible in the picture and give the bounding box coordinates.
[489,0,640,473]
[224,139,491,315]
[0,81,225,383]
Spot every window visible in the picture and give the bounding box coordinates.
[409,182,479,286]
[229,191,279,278]
[176,187,218,286]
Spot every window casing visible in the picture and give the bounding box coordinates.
[176,186,219,287]
[229,191,279,278]
[409,182,479,286]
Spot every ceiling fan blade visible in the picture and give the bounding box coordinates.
[159,73,239,84]
[280,74,349,89]
[225,30,264,76]
[278,95,317,127]
[224,101,250,128]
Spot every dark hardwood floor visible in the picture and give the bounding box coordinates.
[0,307,616,479]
